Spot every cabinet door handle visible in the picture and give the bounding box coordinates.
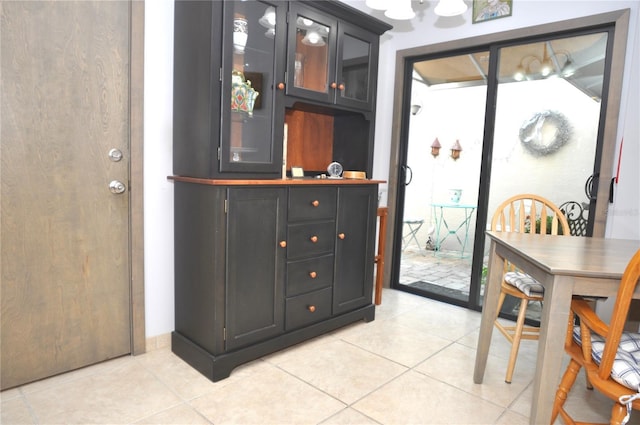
[338,233,345,240]
[309,271,317,279]
[277,82,285,90]
[279,241,287,248]
[310,235,318,243]
[307,305,316,313]
[338,83,345,91]
[311,200,319,207]
[330,82,337,89]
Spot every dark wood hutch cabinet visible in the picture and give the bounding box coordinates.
[171,0,391,382]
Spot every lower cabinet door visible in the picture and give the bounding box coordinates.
[225,187,287,350]
[333,185,377,314]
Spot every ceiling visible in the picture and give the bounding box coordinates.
[412,32,608,100]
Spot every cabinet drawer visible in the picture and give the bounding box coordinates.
[285,287,332,330]
[287,254,334,297]
[287,221,335,259]
[289,187,337,221]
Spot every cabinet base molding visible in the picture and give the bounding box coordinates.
[172,304,375,382]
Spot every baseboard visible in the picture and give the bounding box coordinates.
[145,333,172,352]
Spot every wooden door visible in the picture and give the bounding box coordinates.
[1,1,133,389]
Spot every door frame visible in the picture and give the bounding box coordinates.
[130,0,146,355]
[384,10,630,298]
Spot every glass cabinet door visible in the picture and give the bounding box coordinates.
[220,0,286,174]
[286,3,337,104]
[336,23,377,110]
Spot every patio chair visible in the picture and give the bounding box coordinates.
[490,194,571,383]
[551,248,640,425]
[559,200,589,236]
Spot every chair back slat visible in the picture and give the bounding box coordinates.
[528,200,537,233]
[491,194,571,275]
[490,194,570,236]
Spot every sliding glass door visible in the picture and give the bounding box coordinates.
[395,50,489,306]
[483,31,610,321]
[393,27,614,316]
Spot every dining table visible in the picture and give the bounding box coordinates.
[473,231,640,425]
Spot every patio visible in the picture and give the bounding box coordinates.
[396,244,542,320]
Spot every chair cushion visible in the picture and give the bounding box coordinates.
[504,271,544,296]
[573,326,640,390]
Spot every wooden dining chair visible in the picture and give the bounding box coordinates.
[551,248,640,425]
[490,194,571,383]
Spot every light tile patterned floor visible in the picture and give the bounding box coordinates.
[2,289,637,424]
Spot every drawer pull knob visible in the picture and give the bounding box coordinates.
[310,235,318,243]
[311,200,319,207]
[338,233,345,240]
[330,82,337,89]
[309,271,317,279]
[279,241,287,248]
[307,305,316,313]
[338,83,345,91]
[277,82,285,90]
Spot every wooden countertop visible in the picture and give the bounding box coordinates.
[168,176,386,186]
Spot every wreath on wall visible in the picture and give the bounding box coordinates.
[518,110,572,157]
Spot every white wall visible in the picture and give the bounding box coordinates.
[143,0,640,338]
[144,0,175,338]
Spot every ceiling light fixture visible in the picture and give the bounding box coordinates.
[556,51,575,77]
[513,56,541,81]
[540,43,554,77]
[434,0,468,17]
[259,6,276,39]
[384,0,416,20]
[365,0,390,11]
[513,63,526,82]
[366,0,417,20]
[259,6,276,28]
[513,50,571,81]
[301,30,325,46]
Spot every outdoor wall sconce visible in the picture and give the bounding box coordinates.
[450,139,462,160]
[431,138,441,158]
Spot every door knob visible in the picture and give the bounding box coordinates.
[109,180,126,194]
[108,148,123,162]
